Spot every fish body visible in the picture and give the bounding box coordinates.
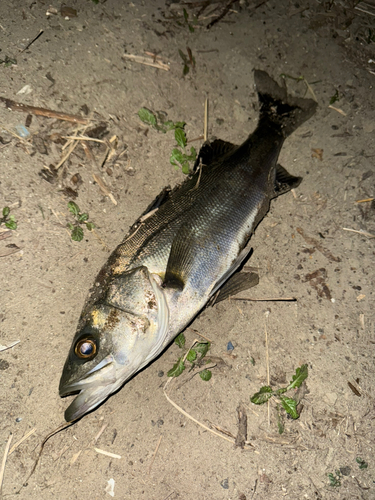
[59,71,317,421]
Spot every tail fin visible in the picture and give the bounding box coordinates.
[254,70,317,138]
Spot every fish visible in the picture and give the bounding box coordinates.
[59,70,317,422]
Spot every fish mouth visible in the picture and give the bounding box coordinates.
[59,355,117,422]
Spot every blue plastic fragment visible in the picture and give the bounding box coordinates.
[14,124,30,138]
[227,341,234,352]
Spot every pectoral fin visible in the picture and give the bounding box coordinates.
[213,272,259,304]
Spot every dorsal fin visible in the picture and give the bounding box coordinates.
[194,139,238,171]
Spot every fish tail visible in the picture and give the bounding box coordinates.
[254,70,317,138]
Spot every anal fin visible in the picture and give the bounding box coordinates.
[273,164,302,197]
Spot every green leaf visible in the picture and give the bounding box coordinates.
[2,206,10,217]
[329,90,339,105]
[174,121,186,129]
[78,213,89,223]
[68,201,80,217]
[167,357,185,377]
[188,24,195,33]
[174,332,186,349]
[356,457,368,469]
[181,162,190,175]
[186,349,197,363]
[5,220,17,230]
[288,364,308,390]
[85,222,95,231]
[250,386,273,405]
[175,128,187,148]
[275,387,288,396]
[138,108,157,127]
[183,64,189,76]
[170,148,185,166]
[193,342,210,358]
[183,8,188,22]
[199,369,212,381]
[250,356,255,366]
[67,223,74,230]
[71,226,84,242]
[280,396,299,419]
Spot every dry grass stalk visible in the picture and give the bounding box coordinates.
[343,227,375,239]
[0,340,20,352]
[148,436,162,475]
[0,433,13,496]
[122,53,170,71]
[92,174,117,206]
[8,428,36,456]
[0,96,90,124]
[94,448,121,459]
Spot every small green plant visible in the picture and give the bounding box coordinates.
[138,108,185,133]
[250,364,308,427]
[182,8,196,33]
[329,89,340,105]
[328,470,342,487]
[67,201,95,242]
[138,108,196,175]
[356,457,368,470]
[168,333,212,381]
[170,127,197,175]
[178,48,195,76]
[0,55,17,67]
[0,207,17,230]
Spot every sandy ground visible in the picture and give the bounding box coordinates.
[1,0,374,499]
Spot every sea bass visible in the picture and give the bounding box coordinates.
[59,71,317,422]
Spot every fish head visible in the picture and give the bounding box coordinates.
[59,266,169,422]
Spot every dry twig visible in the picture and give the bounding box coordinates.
[0,97,90,124]
[0,434,12,496]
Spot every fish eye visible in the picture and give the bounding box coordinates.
[74,338,97,359]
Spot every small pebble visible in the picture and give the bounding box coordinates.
[158,370,164,377]
[16,417,22,422]
[220,478,229,489]
[227,341,234,352]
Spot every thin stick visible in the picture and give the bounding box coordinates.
[55,139,80,169]
[0,97,90,124]
[94,448,121,459]
[163,387,235,444]
[148,435,162,474]
[61,136,106,144]
[0,340,20,352]
[93,424,108,444]
[356,198,374,203]
[232,297,296,302]
[204,98,208,142]
[355,4,375,16]
[122,54,169,71]
[343,227,375,239]
[8,428,36,455]
[328,104,347,116]
[92,174,117,206]
[0,433,13,496]
[20,29,44,52]
[188,328,213,343]
[16,421,74,494]
[264,312,270,427]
